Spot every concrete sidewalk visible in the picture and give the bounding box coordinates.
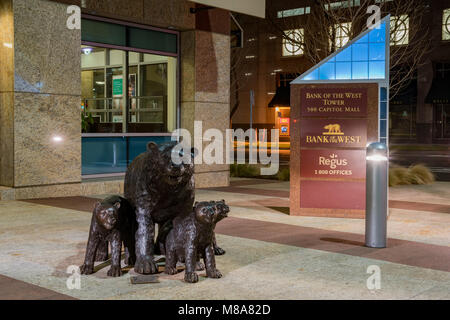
[0,178,448,299]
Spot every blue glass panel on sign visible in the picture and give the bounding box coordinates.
[302,69,319,80]
[336,62,352,79]
[335,46,352,62]
[380,120,387,138]
[319,62,336,80]
[294,17,388,82]
[352,62,368,79]
[380,87,387,101]
[369,61,385,79]
[369,43,385,61]
[352,43,369,61]
[380,102,387,119]
[82,137,127,175]
[369,22,386,43]
[355,33,369,44]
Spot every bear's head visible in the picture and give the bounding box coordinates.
[147,142,195,186]
[193,201,216,225]
[212,199,229,224]
[94,201,120,231]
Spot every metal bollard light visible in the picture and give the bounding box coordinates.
[365,142,388,248]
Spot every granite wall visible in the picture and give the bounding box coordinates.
[49,0,196,31]
[0,0,230,195]
[0,0,81,188]
[181,28,231,188]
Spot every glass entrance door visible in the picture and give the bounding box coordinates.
[434,104,450,140]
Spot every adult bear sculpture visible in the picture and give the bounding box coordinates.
[125,141,195,274]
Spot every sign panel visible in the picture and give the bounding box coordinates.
[290,83,378,218]
[300,149,366,179]
[112,76,123,96]
[300,119,367,148]
[279,117,290,136]
[300,88,367,117]
[191,0,266,18]
[300,180,366,210]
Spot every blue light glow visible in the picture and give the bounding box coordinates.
[296,19,388,81]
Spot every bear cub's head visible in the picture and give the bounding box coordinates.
[194,200,229,225]
[94,201,120,231]
[212,200,229,224]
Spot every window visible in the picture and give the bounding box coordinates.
[324,0,360,10]
[437,63,450,79]
[282,29,304,56]
[81,46,177,134]
[277,7,310,18]
[330,22,352,50]
[443,9,450,40]
[279,73,300,87]
[81,19,177,54]
[390,15,409,46]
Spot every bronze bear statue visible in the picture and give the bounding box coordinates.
[80,195,136,277]
[155,200,228,258]
[163,200,229,283]
[211,200,227,256]
[124,141,195,274]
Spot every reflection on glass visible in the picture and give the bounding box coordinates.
[352,43,368,61]
[319,63,335,80]
[336,46,351,62]
[369,43,385,61]
[352,62,368,79]
[336,62,351,79]
[81,46,177,134]
[369,61,385,79]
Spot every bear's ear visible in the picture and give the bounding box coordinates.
[94,201,101,210]
[113,202,121,210]
[147,142,159,153]
[221,199,225,203]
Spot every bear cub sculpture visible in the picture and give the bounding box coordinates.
[164,200,229,283]
[80,195,136,277]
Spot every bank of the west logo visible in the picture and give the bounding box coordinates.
[306,123,361,144]
[323,124,344,135]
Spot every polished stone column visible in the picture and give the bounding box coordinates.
[180,17,231,188]
[0,0,81,189]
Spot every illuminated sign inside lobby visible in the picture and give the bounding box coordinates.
[190,0,266,18]
[279,117,290,136]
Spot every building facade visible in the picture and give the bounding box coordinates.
[231,0,450,145]
[0,0,232,199]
